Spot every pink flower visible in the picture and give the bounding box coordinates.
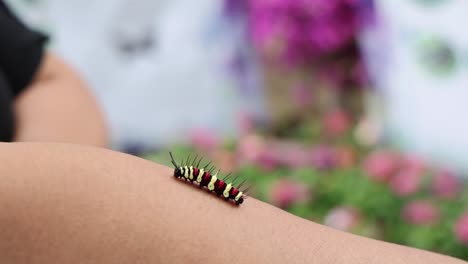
[237,134,265,163]
[270,179,311,208]
[389,168,422,197]
[401,155,426,174]
[455,213,468,244]
[362,150,400,182]
[431,170,461,199]
[402,200,439,225]
[237,112,254,136]
[322,109,351,137]
[324,206,361,231]
[190,129,219,151]
[277,143,310,169]
[256,149,280,171]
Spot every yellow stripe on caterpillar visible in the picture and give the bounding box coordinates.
[235,191,243,201]
[197,168,204,183]
[184,166,189,178]
[223,183,232,198]
[208,176,217,191]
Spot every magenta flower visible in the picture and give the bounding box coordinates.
[455,213,468,245]
[389,168,422,197]
[246,0,372,87]
[431,170,461,199]
[310,145,337,170]
[190,129,219,151]
[362,150,399,182]
[402,200,439,225]
[270,179,311,208]
[322,109,351,137]
[324,206,361,231]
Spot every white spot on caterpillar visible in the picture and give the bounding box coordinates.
[208,176,217,191]
[189,166,194,180]
[235,191,243,201]
[197,169,204,183]
[223,183,232,198]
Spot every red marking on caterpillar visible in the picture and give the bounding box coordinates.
[169,152,249,205]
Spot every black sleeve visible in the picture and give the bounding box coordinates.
[0,68,14,141]
[0,1,48,96]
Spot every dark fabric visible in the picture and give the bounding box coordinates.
[0,68,14,141]
[0,1,47,141]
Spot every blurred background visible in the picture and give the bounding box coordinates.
[8,0,468,259]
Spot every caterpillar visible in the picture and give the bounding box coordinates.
[169,152,249,205]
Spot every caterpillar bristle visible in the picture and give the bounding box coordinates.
[203,161,212,170]
[223,173,232,181]
[242,186,252,194]
[192,155,199,166]
[237,179,247,189]
[169,152,179,168]
[196,157,203,167]
[169,152,249,206]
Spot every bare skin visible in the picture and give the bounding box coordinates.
[0,142,465,264]
[13,52,108,146]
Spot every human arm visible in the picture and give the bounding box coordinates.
[13,52,108,146]
[0,142,464,263]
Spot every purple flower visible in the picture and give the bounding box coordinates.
[247,0,372,76]
[431,170,461,200]
[281,145,310,169]
[455,213,468,245]
[402,200,439,226]
[310,145,336,170]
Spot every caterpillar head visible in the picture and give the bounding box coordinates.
[174,167,182,178]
